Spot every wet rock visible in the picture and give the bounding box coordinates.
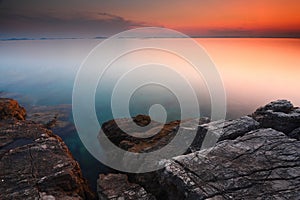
[158,128,300,199]
[97,173,155,200]
[252,100,300,133]
[0,98,26,120]
[0,98,94,200]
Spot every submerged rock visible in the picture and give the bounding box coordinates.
[26,104,72,129]
[0,98,94,199]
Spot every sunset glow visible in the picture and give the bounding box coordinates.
[1,0,300,38]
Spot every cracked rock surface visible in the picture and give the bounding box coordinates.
[159,128,300,199]
[252,99,300,134]
[0,98,94,200]
[98,100,300,200]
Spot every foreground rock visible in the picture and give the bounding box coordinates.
[97,174,155,200]
[0,98,94,199]
[159,128,300,199]
[98,100,300,199]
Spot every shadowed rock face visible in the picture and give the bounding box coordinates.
[252,99,300,134]
[190,116,260,152]
[98,100,300,200]
[0,98,95,200]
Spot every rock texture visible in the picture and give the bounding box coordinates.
[190,116,260,151]
[2,97,299,200]
[0,98,26,120]
[98,100,300,200]
[158,128,300,199]
[252,99,300,134]
[101,116,210,153]
[0,98,94,200]
[97,174,155,200]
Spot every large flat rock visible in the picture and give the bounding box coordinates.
[158,128,300,199]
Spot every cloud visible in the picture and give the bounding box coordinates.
[98,12,124,20]
[0,9,150,38]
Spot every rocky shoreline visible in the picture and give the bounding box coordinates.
[1,98,299,199]
[0,98,95,199]
[98,99,300,199]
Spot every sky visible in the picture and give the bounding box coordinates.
[1,0,300,39]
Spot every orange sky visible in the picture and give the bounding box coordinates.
[126,0,300,36]
[1,0,300,38]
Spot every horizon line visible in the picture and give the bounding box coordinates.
[1,36,300,41]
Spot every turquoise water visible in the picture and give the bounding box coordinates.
[1,38,299,191]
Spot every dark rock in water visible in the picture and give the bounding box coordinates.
[101,116,164,150]
[97,174,155,200]
[0,98,94,199]
[133,114,152,127]
[101,116,209,153]
[252,99,300,134]
[0,98,26,120]
[158,128,300,199]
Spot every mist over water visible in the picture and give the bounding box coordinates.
[1,38,299,190]
[1,38,299,118]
